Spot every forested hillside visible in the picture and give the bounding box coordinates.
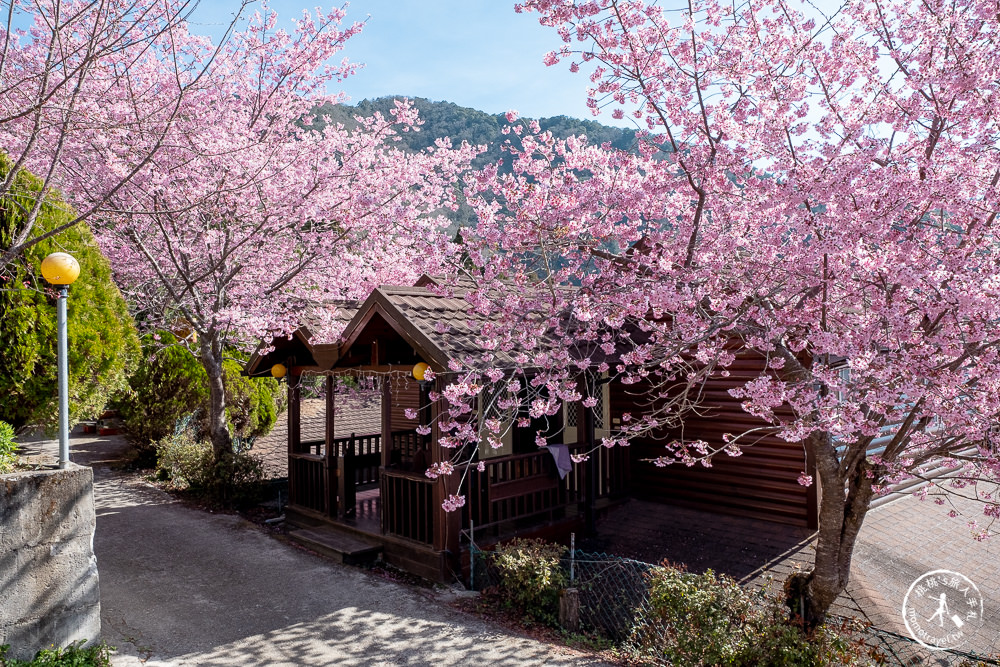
[307,97,640,228]
[310,96,638,168]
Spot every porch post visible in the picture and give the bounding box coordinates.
[339,433,357,518]
[288,372,301,451]
[288,370,301,505]
[381,374,393,468]
[582,375,597,535]
[325,375,336,518]
[431,387,462,570]
[805,434,819,530]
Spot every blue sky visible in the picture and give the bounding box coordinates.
[189,0,626,124]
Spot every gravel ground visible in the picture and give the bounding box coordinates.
[21,433,607,667]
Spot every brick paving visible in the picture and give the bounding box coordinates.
[851,491,999,656]
[587,495,999,657]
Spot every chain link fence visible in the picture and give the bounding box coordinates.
[469,543,998,666]
[847,623,999,666]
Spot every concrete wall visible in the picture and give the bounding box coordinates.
[0,464,101,659]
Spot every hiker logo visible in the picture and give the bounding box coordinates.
[902,569,984,650]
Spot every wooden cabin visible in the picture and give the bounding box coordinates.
[245,278,817,583]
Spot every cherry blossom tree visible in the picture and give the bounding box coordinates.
[0,0,258,271]
[92,6,478,473]
[441,0,1000,626]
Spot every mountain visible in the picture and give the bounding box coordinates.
[308,96,639,169]
[305,97,641,228]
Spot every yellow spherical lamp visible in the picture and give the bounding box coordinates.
[270,363,287,379]
[42,252,82,469]
[412,362,429,381]
[40,252,80,286]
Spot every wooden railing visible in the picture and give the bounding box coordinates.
[289,452,327,515]
[289,432,629,542]
[463,445,579,534]
[463,442,630,535]
[332,433,381,488]
[590,442,630,500]
[299,439,326,456]
[380,468,435,545]
[289,433,382,518]
[389,429,426,468]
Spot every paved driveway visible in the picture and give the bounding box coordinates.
[25,432,998,662]
[850,491,1000,655]
[23,434,604,666]
[589,494,1000,658]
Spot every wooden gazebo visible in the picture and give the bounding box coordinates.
[246,277,816,583]
[245,278,628,582]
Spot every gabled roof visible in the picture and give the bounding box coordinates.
[244,300,362,376]
[336,283,511,371]
[247,275,597,377]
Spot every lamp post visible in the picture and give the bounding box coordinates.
[40,252,80,468]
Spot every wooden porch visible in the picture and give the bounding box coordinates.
[246,280,819,584]
[281,371,629,583]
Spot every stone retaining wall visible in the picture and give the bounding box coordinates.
[0,464,101,659]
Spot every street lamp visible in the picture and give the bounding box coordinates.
[41,252,80,469]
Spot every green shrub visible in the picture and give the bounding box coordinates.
[0,155,140,431]
[155,430,215,490]
[627,567,866,666]
[117,333,280,463]
[491,538,567,625]
[0,421,16,473]
[155,429,265,507]
[0,640,113,666]
[115,332,208,463]
[222,358,279,442]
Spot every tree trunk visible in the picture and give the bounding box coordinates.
[788,431,875,630]
[199,332,233,479]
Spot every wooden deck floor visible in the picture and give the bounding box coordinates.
[345,486,381,535]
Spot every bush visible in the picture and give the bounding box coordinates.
[0,421,16,473]
[222,358,280,442]
[490,538,567,626]
[155,428,265,507]
[0,155,139,431]
[155,430,215,490]
[0,640,113,666]
[116,332,208,463]
[627,566,865,666]
[118,333,280,463]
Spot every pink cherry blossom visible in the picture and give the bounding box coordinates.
[440,0,1000,625]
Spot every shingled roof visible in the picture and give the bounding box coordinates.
[252,394,381,479]
[336,282,524,371]
[303,299,364,346]
[244,300,362,376]
[247,274,584,377]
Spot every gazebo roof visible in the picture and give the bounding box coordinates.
[246,274,600,377]
[335,282,513,371]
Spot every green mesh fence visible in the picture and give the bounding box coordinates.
[469,545,999,666]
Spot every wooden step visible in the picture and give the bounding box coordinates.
[289,526,383,566]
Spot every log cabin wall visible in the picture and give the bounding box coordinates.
[389,376,421,430]
[615,354,818,528]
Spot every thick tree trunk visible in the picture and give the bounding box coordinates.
[789,431,875,630]
[199,332,232,478]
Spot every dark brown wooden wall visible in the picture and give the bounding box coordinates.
[389,376,420,429]
[614,355,817,528]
